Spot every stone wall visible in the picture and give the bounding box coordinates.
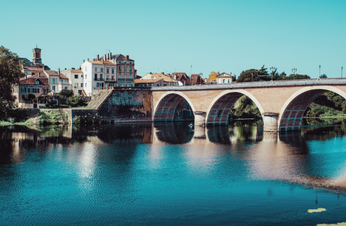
[97,88,152,123]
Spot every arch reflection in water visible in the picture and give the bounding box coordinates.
[207,120,263,144]
[153,122,194,144]
[250,125,346,191]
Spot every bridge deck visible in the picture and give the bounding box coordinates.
[152,78,346,91]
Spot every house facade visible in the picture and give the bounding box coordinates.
[216,72,235,84]
[136,72,177,87]
[80,53,136,96]
[16,71,50,108]
[61,68,86,96]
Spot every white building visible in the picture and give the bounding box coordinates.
[216,73,235,84]
[79,53,136,96]
[61,68,86,96]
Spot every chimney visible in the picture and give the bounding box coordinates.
[72,67,75,70]
[102,59,104,64]
[97,55,99,61]
[83,59,85,63]
[87,58,89,61]
[65,68,67,70]
[109,52,112,59]
[104,54,106,61]
[58,68,61,79]
[126,55,129,60]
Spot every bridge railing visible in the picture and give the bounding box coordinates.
[152,78,346,91]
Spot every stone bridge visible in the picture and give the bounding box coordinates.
[151,78,346,132]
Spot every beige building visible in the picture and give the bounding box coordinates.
[136,72,177,87]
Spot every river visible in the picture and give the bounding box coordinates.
[0,122,346,225]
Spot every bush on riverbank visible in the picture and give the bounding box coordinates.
[38,110,65,125]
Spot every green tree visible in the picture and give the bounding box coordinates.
[285,74,310,80]
[59,89,73,99]
[0,46,24,117]
[67,96,85,107]
[320,74,327,78]
[237,65,271,82]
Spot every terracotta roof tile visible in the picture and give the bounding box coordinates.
[135,78,162,84]
[88,60,115,65]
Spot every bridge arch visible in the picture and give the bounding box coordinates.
[278,86,346,131]
[206,90,265,125]
[153,91,196,122]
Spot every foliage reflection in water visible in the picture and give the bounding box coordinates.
[1,122,346,225]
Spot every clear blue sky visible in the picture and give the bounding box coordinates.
[1,0,345,78]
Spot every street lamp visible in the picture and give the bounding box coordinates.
[292,68,297,75]
[342,67,343,78]
[319,65,321,78]
[270,67,276,81]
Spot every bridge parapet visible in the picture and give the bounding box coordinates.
[152,78,346,91]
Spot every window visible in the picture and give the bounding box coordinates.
[94,74,97,80]
[81,83,83,87]
[81,75,83,78]
[85,67,87,71]
[75,83,78,87]
[119,74,121,79]
[129,74,132,79]
[100,74,103,80]
[85,74,87,79]
[129,66,132,71]
[106,68,109,73]
[112,69,114,74]
[85,83,87,87]
[36,80,39,84]
[51,78,57,84]
[52,86,56,91]
[101,68,104,72]
[124,74,126,79]
[107,75,109,80]
[21,87,26,92]
[75,74,78,79]
[119,66,121,70]
[124,66,126,71]
[95,67,97,72]
[112,76,114,80]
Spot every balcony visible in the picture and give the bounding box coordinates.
[94,78,104,81]
[117,79,133,83]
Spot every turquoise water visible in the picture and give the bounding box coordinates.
[0,123,346,225]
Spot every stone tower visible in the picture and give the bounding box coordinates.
[32,47,42,64]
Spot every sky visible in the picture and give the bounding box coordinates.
[1,0,346,78]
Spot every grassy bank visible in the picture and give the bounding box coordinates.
[0,108,69,126]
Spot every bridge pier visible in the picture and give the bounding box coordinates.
[194,111,206,127]
[263,112,279,132]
